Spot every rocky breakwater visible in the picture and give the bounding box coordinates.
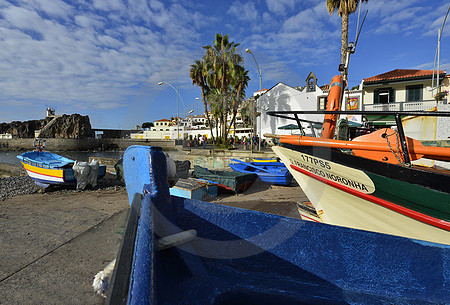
[0,114,97,151]
[0,114,94,139]
[38,114,94,139]
[0,119,42,138]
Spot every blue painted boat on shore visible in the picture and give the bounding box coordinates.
[17,150,106,188]
[229,159,293,186]
[106,145,449,305]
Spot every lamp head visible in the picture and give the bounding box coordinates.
[158,82,163,85]
[245,48,251,53]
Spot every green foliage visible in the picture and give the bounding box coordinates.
[141,122,154,129]
[190,33,250,145]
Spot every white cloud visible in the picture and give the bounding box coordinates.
[26,0,74,19]
[265,0,295,16]
[92,0,126,11]
[227,1,258,22]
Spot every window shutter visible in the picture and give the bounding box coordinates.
[374,90,379,104]
[390,88,395,103]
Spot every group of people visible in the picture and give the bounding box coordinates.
[228,135,267,150]
[187,134,268,150]
[187,135,207,149]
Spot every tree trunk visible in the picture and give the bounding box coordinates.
[201,89,215,142]
[341,13,349,65]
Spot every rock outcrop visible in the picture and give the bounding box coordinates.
[0,114,94,139]
[0,120,43,138]
[39,114,94,139]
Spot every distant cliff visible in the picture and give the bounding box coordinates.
[0,114,94,139]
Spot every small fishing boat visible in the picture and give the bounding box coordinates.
[169,178,218,201]
[106,145,450,304]
[251,157,279,163]
[266,44,450,244]
[229,159,293,186]
[193,165,257,193]
[17,140,106,188]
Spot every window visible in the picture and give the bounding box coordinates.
[318,96,328,110]
[374,88,395,104]
[406,85,423,102]
[308,78,315,92]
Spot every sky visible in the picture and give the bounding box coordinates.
[0,0,449,129]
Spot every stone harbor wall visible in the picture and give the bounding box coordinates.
[0,138,176,151]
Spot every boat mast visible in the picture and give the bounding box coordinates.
[322,9,367,139]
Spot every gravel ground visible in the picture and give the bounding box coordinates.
[0,174,125,201]
[0,176,41,201]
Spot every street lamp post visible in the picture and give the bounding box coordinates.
[246,48,262,151]
[158,81,185,140]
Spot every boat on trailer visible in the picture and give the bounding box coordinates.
[229,159,293,186]
[266,43,450,245]
[106,145,449,304]
[17,139,106,188]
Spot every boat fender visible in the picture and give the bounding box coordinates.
[322,75,344,139]
[157,229,198,251]
[73,161,91,190]
[165,154,178,187]
[87,159,100,188]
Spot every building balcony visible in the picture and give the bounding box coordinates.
[363,100,440,112]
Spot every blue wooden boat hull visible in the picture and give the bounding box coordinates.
[108,145,450,304]
[17,151,106,188]
[229,162,293,186]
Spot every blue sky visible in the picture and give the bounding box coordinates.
[0,0,448,129]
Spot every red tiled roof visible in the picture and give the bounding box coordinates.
[364,69,445,83]
[155,119,170,122]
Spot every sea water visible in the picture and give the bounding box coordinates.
[0,150,186,165]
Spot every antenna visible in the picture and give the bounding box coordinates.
[434,5,449,94]
[354,10,368,47]
[355,0,362,42]
[339,9,368,81]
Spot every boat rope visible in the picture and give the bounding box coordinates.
[384,128,404,164]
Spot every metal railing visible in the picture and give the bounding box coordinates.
[363,100,438,112]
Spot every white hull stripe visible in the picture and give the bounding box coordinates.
[26,170,64,183]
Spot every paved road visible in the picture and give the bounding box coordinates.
[0,190,129,305]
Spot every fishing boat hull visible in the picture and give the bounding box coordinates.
[17,151,106,188]
[193,165,257,193]
[272,144,450,245]
[20,161,70,187]
[107,145,450,304]
[229,162,293,186]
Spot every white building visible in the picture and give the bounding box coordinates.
[0,133,12,139]
[257,72,363,139]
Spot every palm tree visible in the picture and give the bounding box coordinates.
[189,60,215,142]
[203,34,244,141]
[227,65,250,136]
[326,0,367,64]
